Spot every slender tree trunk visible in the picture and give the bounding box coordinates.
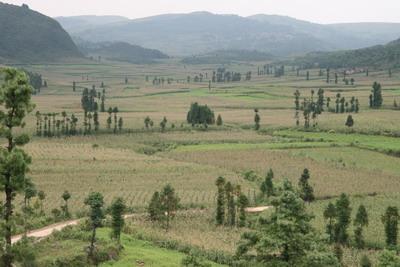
[3,128,13,267]
[89,227,96,260]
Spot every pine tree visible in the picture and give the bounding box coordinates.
[148,191,162,222]
[110,197,126,245]
[354,205,368,248]
[294,90,301,126]
[159,184,180,230]
[84,192,105,264]
[382,206,399,247]
[371,82,383,108]
[260,168,274,197]
[0,68,34,267]
[298,169,315,202]
[324,202,337,243]
[215,177,226,225]
[225,182,236,226]
[334,193,352,244]
[254,109,260,130]
[237,194,249,227]
[118,117,123,132]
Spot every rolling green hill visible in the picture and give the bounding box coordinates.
[0,3,81,62]
[293,38,400,69]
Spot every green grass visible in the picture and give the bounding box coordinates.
[174,141,342,152]
[101,235,224,267]
[274,129,400,152]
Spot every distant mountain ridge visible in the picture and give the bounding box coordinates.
[57,12,400,57]
[292,38,400,69]
[0,2,81,62]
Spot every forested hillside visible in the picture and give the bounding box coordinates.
[77,41,169,64]
[0,3,81,62]
[293,38,400,68]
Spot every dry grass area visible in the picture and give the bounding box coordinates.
[125,210,242,253]
[26,138,251,213]
[164,146,400,198]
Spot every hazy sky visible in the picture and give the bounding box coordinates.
[4,0,400,24]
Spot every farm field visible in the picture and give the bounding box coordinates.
[6,59,400,266]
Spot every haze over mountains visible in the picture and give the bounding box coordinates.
[57,12,400,57]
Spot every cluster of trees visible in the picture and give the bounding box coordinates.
[187,103,215,127]
[84,192,126,264]
[106,107,123,134]
[294,89,325,128]
[24,70,45,94]
[257,64,275,76]
[35,111,79,137]
[323,194,400,255]
[144,116,182,132]
[147,184,180,230]
[332,93,360,114]
[236,180,339,266]
[260,168,314,203]
[215,177,249,228]
[152,76,174,86]
[294,89,360,128]
[211,68,251,83]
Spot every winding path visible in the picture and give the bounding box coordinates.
[11,207,271,244]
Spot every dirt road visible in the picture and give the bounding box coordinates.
[11,207,270,244]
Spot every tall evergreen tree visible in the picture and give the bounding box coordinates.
[159,184,180,230]
[334,193,352,244]
[371,82,383,108]
[324,202,337,243]
[84,192,105,263]
[148,191,162,222]
[260,168,274,197]
[215,177,226,225]
[237,180,338,266]
[0,68,34,267]
[237,193,249,227]
[110,197,126,245]
[298,169,315,202]
[354,205,368,248]
[382,206,399,247]
[254,109,260,130]
[225,182,236,226]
